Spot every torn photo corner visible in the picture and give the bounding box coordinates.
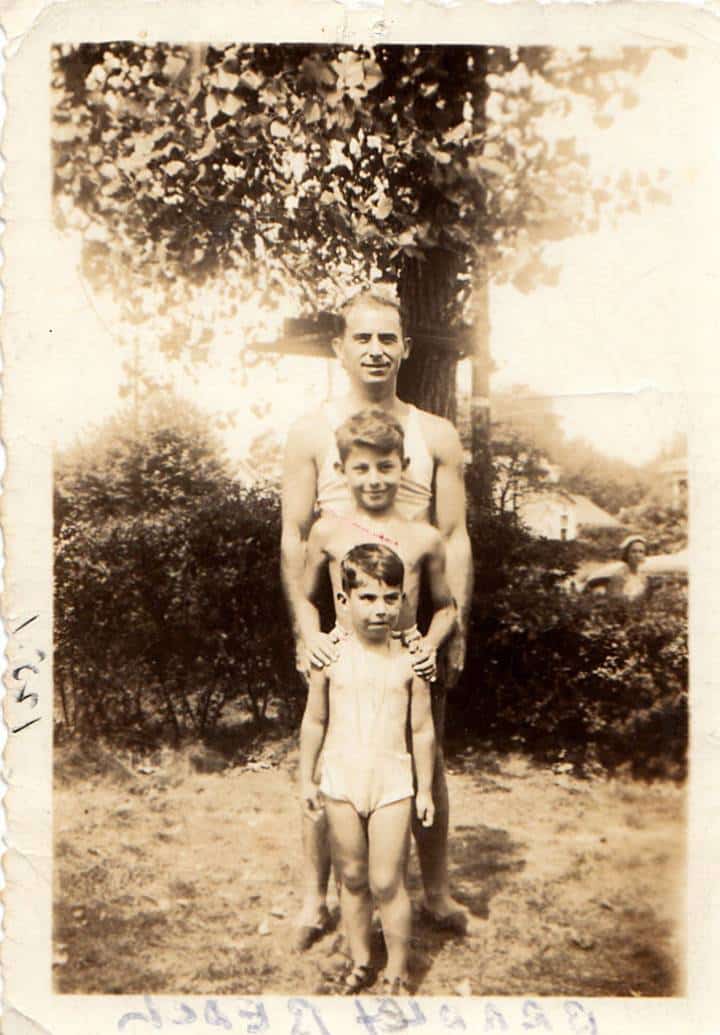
[2,2,720,1034]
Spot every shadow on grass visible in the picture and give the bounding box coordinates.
[408,824,525,990]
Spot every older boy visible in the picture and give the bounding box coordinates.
[295,409,457,682]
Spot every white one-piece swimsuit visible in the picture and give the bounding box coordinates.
[320,637,415,818]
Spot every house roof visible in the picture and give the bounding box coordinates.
[567,493,622,529]
[657,456,688,477]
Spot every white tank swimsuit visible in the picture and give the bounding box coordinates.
[320,637,415,818]
[315,400,434,523]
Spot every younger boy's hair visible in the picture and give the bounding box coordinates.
[336,409,405,464]
[341,543,405,594]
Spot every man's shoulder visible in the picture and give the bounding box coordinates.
[413,407,462,458]
[309,513,342,547]
[285,408,330,456]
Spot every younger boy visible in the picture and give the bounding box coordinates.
[295,409,457,681]
[300,544,436,994]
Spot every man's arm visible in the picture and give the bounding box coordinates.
[298,522,339,669]
[299,666,329,820]
[280,415,321,641]
[423,532,458,652]
[430,417,473,685]
[410,673,436,828]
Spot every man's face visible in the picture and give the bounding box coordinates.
[334,302,408,389]
[343,574,403,642]
[341,445,405,512]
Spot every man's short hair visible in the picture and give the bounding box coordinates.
[336,409,405,464]
[337,284,405,336]
[341,543,405,594]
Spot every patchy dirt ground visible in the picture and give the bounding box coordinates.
[53,739,685,997]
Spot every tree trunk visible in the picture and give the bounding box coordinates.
[397,249,493,504]
[397,249,462,422]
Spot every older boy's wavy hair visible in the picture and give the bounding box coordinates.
[336,284,405,336]
[341,543,405,594]
[335,409,405,464]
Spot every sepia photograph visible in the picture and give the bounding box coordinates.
[44,38,695,1001]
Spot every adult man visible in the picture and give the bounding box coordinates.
[281,286,473,948]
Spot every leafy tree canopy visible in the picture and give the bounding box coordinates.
[52,42,682,365]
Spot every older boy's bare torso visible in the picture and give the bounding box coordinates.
[315,510,438,630]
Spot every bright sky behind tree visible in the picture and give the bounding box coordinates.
[51,46,712,468]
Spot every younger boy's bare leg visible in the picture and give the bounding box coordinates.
[412,690,468,932]
[296,806,332,949]
[325,799,372,971]
[369,798,413,983]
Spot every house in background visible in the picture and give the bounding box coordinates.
[655,456,688,509]
[516,489,621,542]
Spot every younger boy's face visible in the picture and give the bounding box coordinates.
[344,574,404,642]
[341,445,405,512]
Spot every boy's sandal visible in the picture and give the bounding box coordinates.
[378,974,411,996]
[342,963,374,995]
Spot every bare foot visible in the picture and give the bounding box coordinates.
[295,903,332,951]
[420,896,470,935]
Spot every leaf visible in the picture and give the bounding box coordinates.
[443,122,468,146]
[270,120,290,139]
[304,99,321,124]
[300,56,336,88]
[469,155,510,177]
[428,145,452,165]
[215,68,241,92]
[331,53,364,89]
[327,139,352,171]
[372,194,392,220]
[221,94,244,117]
[239,69,264,92]
[205,93,220,122]
[194,130,218,162]
[53,119,80,143]
[164,54,187,81]
[363,59,383,91]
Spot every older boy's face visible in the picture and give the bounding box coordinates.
[342,445,403,512]
[345,574,403,641]
[334,303,408,388]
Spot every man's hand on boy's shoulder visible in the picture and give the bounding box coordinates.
[304,631,340,670]
[404,632,437,683]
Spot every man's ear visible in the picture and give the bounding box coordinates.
[336,590,348,609]
[402,335,412,361]
[334,460,345,475]
[402,456,410,471]
[331,336,344,362]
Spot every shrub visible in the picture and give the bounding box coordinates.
[54,398,296,744]
[452,495,688,777]
[55,414,688,775]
